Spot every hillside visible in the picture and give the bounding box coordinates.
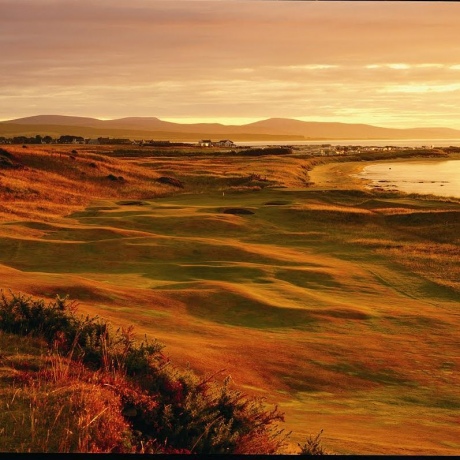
[1,145,459,454]
[2,115,460,141]
[245,118,460,139]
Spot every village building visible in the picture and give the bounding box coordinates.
[198,139,235,147]
[198,139,213,147]
[215,139,235,148]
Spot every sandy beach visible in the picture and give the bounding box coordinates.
[308,155,460,198]
[308,161,369,190]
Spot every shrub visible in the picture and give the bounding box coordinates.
[0,291,78,343]
[0,149,23,169]
[0,292,291,454]
[0,147,14,158]
[0,292,163,373]
[239,147,292,156]
[298,430,328,455]
[157,176,184,188]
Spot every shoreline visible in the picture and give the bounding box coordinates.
[308,161,369,190]
[308,155,460,196]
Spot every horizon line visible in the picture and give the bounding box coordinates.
[1,114,460,131]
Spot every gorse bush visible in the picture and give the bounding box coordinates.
[298,430,328,455]
[0,292,77,342]
[0,291,162,373]
[0,291,291,454]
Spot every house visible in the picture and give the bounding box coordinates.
[198,139,213,147]
[215,139,235,148]
[58,135,84,144]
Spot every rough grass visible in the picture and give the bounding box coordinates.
[0,332,131,453]
[0,146,459,454]
[0,145,167,223]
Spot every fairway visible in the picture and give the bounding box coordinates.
[1,147,459,454]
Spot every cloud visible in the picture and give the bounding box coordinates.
[1,1,460,127]
[274,65,340,71]
[386,64,411,70]
[380,83,460,94]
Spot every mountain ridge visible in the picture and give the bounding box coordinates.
[2,115,460,141]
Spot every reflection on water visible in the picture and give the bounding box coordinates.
[235,139,460,148]
[357,160,460,198]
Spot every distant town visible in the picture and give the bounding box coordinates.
[0,134,443,157]
[0,135,236,148]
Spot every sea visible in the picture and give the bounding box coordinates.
[234,139,460,148]
[356,160,460,199]
[233,139,460,199]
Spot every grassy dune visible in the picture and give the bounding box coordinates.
[1,146,459,454]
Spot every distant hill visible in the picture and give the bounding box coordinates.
[2,115,460,141]
[244,118,460,140]
[6,115,107,127]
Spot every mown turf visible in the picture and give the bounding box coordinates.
[0,148,459,454]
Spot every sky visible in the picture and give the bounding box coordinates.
[2,0,460,128]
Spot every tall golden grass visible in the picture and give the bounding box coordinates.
[0,331,131,453]
[0,145,167,222]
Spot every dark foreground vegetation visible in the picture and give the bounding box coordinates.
[0,291,327,454]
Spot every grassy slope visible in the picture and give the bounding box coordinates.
[1,146,459,454]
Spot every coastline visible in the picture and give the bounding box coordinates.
[308,161,369,190]
[308,155,460,195]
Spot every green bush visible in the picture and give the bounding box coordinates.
[0,291,290,454]
[0,291,78,343]
[239,147,292,156]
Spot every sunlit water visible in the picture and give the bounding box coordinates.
[356,160,460,198]
[235,139,460,148]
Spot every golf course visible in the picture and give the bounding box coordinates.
[1,144,459,454]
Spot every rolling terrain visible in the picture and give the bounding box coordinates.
[0,145,459,454]
[2,115,460,141]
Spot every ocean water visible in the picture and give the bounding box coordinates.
[357,160,460,198]
[235,139,460,148]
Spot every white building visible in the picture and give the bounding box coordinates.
[215,139,235,147]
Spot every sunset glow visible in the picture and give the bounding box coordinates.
[2,0,460,128]
[1,2,460,456]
